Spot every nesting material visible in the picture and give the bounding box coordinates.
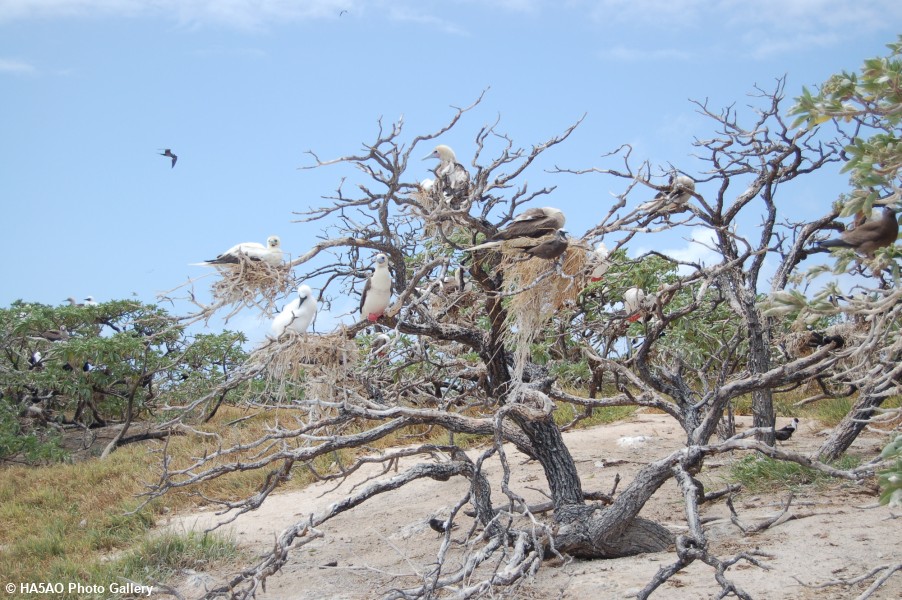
[249,332,358,411]
[501,245,589,378]
[209,254,293,316]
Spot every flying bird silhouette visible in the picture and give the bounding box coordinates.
[159,148,178,168]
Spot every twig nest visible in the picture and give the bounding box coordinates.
[210,255,293,316]
[502,246,589,378]
[249,332,358,407]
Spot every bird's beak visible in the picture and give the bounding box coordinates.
[422,151,437,161]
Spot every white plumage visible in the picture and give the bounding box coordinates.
[270,284,317,338]
[83,296,98,306]
[360,253,392,322]
[590,243,610,281]
[194,235,283,267]
[423,145,469,191]
[623,287,657,322]
[638,174,696,214]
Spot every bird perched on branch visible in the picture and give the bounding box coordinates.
[423,144,469,195]
[523,229,570,260]
[159,148,178,168]
[193,235,283,267]
[464,207,567,256]
[465,229,570,260]
[492,207,566,241]
[774,417,799,442]
[638,174,695,215]
[623,287,656,323]
[589,242,610,282]
[269,284,317,338]
[813,206,899,257]
[360,253,392,322]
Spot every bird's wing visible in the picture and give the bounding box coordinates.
[359,276,373,314]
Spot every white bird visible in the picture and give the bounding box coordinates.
[83,296,98,306]
[623,287,657,322]
[269,285,317,338]
[638,174,695,214]
[193,235,283,267]
[589,243,610,281]
[423,145,469,192]
[371,333,391,356]
[360,253,392,322]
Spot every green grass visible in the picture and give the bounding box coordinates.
[730,454,861,493]
[553,402,638,428]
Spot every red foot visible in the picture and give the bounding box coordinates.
[627,313,642,323]
[367,313,382,322]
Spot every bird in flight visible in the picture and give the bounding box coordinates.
[339,10,348,17]
[159,148,178,168]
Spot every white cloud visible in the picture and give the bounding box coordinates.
[660,226,721,271]
[597,44,693,62]
[0,57,36,73]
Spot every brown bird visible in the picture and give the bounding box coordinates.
[159,148,178,168]
[815,206,898,256]
[491,207,566,241]
[523,229,570,260]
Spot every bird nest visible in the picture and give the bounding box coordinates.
[209,256,293,317]
[249,332,359,411]
[500,246,589,378]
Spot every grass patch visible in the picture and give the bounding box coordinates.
[553,402,638,428]
[730,454,860,493]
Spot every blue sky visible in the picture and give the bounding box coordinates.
[2,1,900,340]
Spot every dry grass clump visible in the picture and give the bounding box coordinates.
[501,245,589,378]
[209,255,293,318]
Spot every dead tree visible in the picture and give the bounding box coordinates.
[145,88,891,599]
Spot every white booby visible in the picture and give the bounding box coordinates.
[193,235,283,267]
[269,284,317,338]
[589,243,610,281]
[638,174,695,214]
[83,296,98,306]
[371,333,391,356]
[623,287,656,323]
[774,417,799,441]
[159,148,178,168]
[423,145,469,192]
[360,253,392,322]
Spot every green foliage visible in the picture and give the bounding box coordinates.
[878,434,902,507]
[790,35,902,197]
[0,299,249,462]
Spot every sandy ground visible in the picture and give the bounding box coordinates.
[160,413,902,599]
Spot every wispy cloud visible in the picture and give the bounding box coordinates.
[597,45,693,62]
[584,0,902,61]
[0,57,36,74]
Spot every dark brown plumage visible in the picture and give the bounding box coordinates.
[522,229,569,260]
[492,207,566,241]
[774,417,799,442]
[816,206,898,256]
[160,148,178,168]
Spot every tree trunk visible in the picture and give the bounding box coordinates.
[816,389,887,462]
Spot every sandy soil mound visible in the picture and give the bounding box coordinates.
[160,413,902,599]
